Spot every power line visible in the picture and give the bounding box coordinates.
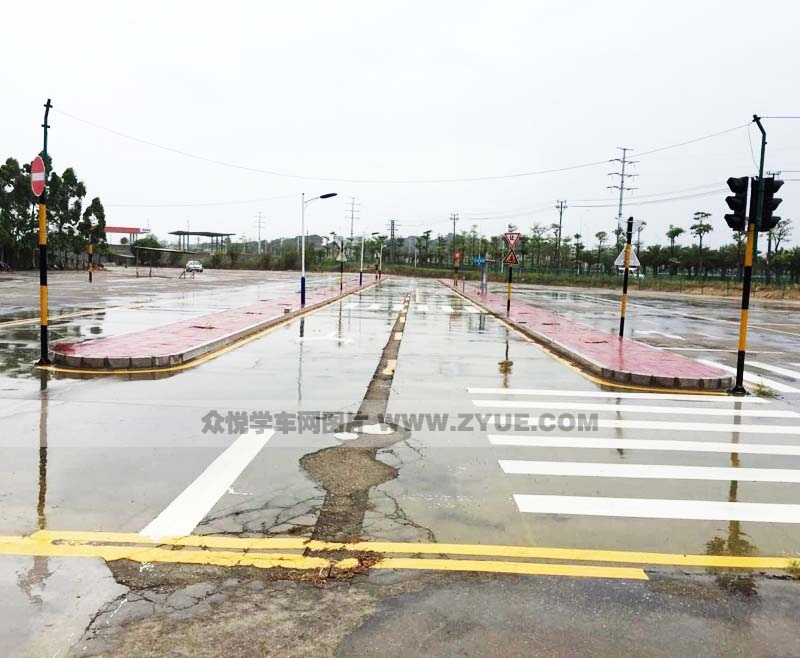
[108,193,295,208]
[55,107,750,185]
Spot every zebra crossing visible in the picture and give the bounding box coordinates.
[467,386,800,525]
[341,298,486,314]
[697,358,800,394]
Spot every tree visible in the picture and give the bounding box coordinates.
[690,212,713,277]
[666,225,685,258]
[594,231,607,273]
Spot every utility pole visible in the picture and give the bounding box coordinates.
[608,147,638,248]
[254,212,265,255]
[450,212,459,258]
[554,201,567,272]
[389,219,397,264]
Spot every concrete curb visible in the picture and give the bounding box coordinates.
[441,281,733,392]
[53,280,382,371]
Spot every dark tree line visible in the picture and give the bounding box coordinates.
[0,155,106,269]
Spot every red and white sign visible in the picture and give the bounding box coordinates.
[30,156,46,197]
[503,231,521,249]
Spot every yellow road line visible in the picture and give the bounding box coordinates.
[36,281,379,376]
[0,536,645,579]
[19,531,798,571]
[374,558,647,580]
[445,283,726,396]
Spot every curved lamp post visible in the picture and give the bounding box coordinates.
[300,192,337,306]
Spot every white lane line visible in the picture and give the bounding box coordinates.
[747,360,800,381]
[635,330,684,340]
[140,431,275,539]
[392,303,404,311]
[486,417,800,435]
[473,399,797,418]
[466,387,770,404]
[440,305,455,313]
[499,460,800,483]
[488,435,800,456]
[697,360,800,393]
[368,303,380,310]
[513,495,800,523]
[343,303,359,310]
[416,305,428,312]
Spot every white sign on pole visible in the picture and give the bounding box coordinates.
[614,248,640,268]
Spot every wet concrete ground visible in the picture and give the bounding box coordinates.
[1,270,799,657]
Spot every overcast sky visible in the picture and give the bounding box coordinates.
[3,0,799,250]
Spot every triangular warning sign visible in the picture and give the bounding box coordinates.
[613,247,640,268]
[503,250,519,266]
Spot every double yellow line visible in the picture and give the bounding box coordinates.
[1,531,795,581]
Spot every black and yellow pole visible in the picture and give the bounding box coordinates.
[37,99,53,366]
[731,116,767,395]
[732,217,756,395]
[618,216,634,337]
[87,242,94,283]
[506,263,513,315]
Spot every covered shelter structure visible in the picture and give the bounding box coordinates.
[169,230,234,253]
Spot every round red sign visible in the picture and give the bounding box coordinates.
[31,155,46,197]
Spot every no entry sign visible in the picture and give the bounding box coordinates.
[31,155,46,197]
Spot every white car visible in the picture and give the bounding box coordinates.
[185,260,203,273]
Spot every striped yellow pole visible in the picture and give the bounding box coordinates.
[37,200,50,364]
[732,219,756,394]
[618,217,634,337]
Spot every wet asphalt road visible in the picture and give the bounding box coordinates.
[1,269,799,657]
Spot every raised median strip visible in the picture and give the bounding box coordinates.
[1,530,799,580]
[440,280,733,391]
[50,277,378,371]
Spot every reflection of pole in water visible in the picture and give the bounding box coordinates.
[705,400,757,595]
[19,370,52,604]
[498,328,513,387]
[297,318,305,402]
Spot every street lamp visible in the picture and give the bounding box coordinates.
[300,192,337,306]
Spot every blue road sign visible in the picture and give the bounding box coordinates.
[473,257,486,265]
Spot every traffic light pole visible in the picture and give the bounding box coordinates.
[618,217,634,337]
[731,116,766,395]
[37,99,52,366]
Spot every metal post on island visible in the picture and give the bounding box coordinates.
[618,216,634,337]
[33,99,52,365]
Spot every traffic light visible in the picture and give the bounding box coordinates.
[724,176,749,231]
[748,177,784,232]
[760,177,784,232]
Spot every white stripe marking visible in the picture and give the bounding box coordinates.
[488,434,800,456]
[697,360,800,393]
[513,495,800,523]
[343,303,359,310]
[747,360,800,381]
[464,306,481,314]
[32,172,45,181]
[440,305,455,313]
[392,303,404,311]
[416,304,428,312]
[635,330,684,340]
[486,417,800,435]
[473,399,797,418]
[499,460,800,483]
[368,303,380,310]
[465,387,769,404]
[140,431,274,539]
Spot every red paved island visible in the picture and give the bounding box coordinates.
[440,280,732,391]
[53,278,376,371]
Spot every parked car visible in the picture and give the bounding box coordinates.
[185,260,203,273]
